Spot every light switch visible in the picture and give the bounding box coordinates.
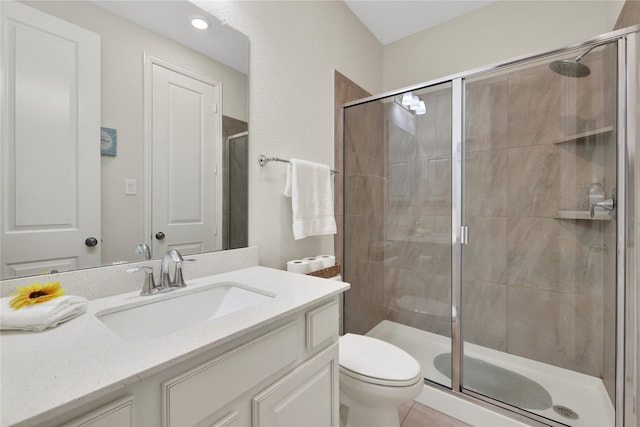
[125,179,137,195]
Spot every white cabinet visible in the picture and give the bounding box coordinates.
[63,397,134,427]
[50,296,340,427]
[252,344,339,427]
[162,321,299,427]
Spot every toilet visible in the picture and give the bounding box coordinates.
[339,333,423,427]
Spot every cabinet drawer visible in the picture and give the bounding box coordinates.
[306,300,339,351]
[163,321,298,427]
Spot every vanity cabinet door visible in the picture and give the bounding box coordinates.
[252,344,338,427]
[163,322,298,427]
[62,397,134,427]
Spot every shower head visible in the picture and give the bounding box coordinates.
[548,42,608,78]
[549,59,591,78]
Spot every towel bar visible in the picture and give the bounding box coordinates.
[258,154,340,174]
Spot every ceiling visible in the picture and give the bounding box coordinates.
[344,0,498,45]
[91,0,249,74]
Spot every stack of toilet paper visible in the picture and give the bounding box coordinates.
[286,255,335,274]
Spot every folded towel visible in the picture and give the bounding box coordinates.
[0,295,88,332]
[284,159,337,240]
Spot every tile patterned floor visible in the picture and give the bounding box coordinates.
[398,402,473,427]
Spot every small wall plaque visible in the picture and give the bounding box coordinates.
[101,127,117,156]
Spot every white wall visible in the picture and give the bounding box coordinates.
[192,0,383,269]
[383,0,625,90]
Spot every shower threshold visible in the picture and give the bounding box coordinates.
[366,320,614,427]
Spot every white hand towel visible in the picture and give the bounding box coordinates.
[0,295,88,332]
[284,159,337,240]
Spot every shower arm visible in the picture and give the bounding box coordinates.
[573,41,610,62]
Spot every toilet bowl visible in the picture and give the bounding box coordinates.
[339,333,423,427]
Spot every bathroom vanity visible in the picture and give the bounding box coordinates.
[0,266,349,427]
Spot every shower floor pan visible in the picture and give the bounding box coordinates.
[367,320,614,427]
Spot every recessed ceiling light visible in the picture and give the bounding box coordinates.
[191,18,209,30]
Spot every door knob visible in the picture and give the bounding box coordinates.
[85,237,98,247]
[155,232,165,240]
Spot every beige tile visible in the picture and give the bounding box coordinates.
[397,402,412,425]
[507,68,563,147]
[485,79,509,150]
[507,144,560,218]
[415,86,452,158]
[401,402,472,427]
[345,174,369,216]
[368,175,386,215]
[465,78,508,152]
[463,216,507,284]
[556,141,607,212]
[343,105,367,157]
[417,154,451,217]
[462,279,507,351]
[507,217,604,296]
[507,286,603,377]
[465,149,507,217]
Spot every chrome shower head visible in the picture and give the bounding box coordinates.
[549,59,591,78]
[548,42,608,78]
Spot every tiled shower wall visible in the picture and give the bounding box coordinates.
[342,91,387,335]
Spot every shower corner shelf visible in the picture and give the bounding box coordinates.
[555,210,613,220]
[552,126,614,144]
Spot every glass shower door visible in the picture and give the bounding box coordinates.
[461,40,619,426]
[343,81,453,388]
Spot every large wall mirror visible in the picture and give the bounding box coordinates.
[1,0,249,279]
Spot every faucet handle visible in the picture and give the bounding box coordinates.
[590,197,615,218]
[172,259,196,288]
[127,266,157,296]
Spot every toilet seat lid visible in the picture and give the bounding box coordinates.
[339,334,421,385]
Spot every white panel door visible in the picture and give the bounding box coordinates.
[148,57,221,257]
[1,1,101,278]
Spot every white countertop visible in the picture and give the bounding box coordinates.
[0,266,349,427]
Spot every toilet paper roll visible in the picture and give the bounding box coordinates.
[287,260,310,274]
[317,255,336,269]
[302,257,324,273]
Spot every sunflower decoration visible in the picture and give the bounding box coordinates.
[9,281,64,310]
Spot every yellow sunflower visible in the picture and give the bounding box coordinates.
[9,282,64,309]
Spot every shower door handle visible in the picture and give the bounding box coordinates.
[461,225,469,245]
[590,197,615,218]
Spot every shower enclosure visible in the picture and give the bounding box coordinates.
[223,131,249,250]
[342,26,638,427]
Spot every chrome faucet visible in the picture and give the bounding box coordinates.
[158,249,196,290]
[134,243,151,260]
[159,249,184,290]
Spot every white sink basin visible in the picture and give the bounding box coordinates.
[97,282,274,342]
